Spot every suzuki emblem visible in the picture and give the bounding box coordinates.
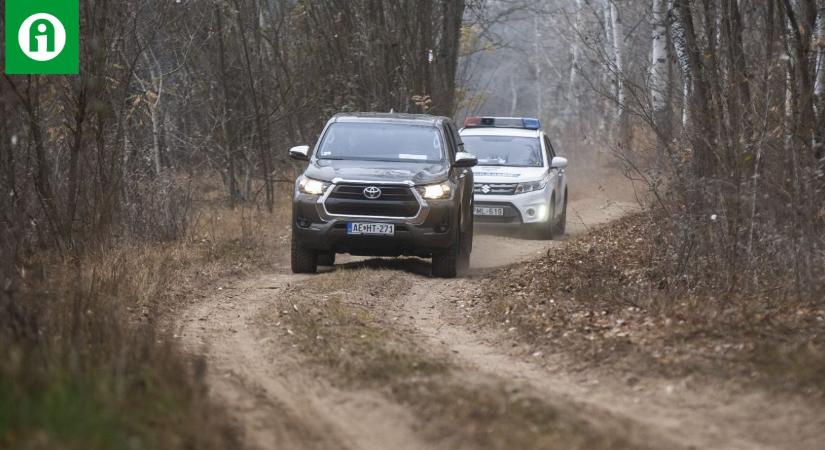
[481,185,491,194]
[363,186,382,199]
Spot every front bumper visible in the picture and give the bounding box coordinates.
[292,186,457,258]
[474,188,551,225]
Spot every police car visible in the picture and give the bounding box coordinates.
[460,117,568,239]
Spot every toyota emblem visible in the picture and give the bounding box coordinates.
[363,186,382,199]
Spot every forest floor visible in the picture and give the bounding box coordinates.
[171,165,825,450]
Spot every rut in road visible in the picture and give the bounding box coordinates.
[179,273,428,450]
[391,277,825,450]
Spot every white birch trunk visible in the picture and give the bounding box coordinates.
[602,0,613,87]
[569,0,583,88]
[150,77,163,177]
[566,0,583,122]
[814,5,825,114]
[651,0,669,119]
[651,0,671,158]
[682,79,690,126]
[533,15,544,120]
[813,3,824,157]
[509,75,519,116]
[668,0,692,127]
[610,1,625,117]
[785,63,794,152]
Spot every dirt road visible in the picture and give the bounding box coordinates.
[177,181,823,449]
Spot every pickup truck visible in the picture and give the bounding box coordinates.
[289,113,478,278]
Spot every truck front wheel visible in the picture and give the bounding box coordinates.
[291,234,318,274]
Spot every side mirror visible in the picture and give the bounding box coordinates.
[551,156,568,169]
[289,145,310,161]
[454,152,478,168]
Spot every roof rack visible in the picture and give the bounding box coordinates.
[463,116,541,130]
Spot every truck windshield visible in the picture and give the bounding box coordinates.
[317,122,444,163]
[461,136,543,167]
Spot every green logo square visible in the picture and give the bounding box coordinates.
[4,0,79,74]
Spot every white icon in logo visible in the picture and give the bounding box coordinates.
[18,13,67,62]
[363,186,382,199]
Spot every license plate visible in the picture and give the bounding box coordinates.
[347,223,395,236]
[475,207,505,216]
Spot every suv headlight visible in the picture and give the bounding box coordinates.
[417,182,452,200]
[298,177,329,196]
[515,178,548,194]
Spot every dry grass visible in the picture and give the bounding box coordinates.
[0,177,293,449]
[469,213,825,398]
[267,267,641,450]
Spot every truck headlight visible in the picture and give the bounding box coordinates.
[298,177,329,196]
[515,178,548,194]
[417,182,452,200]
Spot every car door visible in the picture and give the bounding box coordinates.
[543,135,564,215]
[445,121,473,231]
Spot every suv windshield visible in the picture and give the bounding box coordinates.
[317,122,444,163]
[461,135,543,167]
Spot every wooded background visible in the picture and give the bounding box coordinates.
[1,1,823,447]
[463,0,824,297]
[2,0,824,315]
[0,0,468,252]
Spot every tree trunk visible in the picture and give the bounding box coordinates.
[813,1,825,162]
[533,15,544,121]
[673,0,716,178]
[651,0,671,159]
[609,1,625,117]
[216,5,238,207]
[233,0,273,212]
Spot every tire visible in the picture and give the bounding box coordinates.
[291,233,318,274]
[555,191,568,236]
[317,251,336,267]
[432,244,459,278]
[458,217,473,273]
[433,211,463,278]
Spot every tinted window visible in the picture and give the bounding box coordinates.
[317,122,444,163]
[544,136,556,159]
[461,135,543,167]
[449,123,465,154]
[442,124,457,159]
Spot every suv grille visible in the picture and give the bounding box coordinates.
[325,184,420,218]
[474,183,518,195]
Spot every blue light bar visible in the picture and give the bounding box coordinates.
[463,117,542,130]
[522,118,541,130]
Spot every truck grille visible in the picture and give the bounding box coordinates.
[474,183,518,195]
[329,184,416,201]
[325,184,420,218]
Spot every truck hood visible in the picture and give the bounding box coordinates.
[472,166,548,183]
[305,159,450,185]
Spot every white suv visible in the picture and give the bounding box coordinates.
[460,117,568,239]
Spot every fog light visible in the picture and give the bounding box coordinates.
[297,218,310,228]
[526,208,536,217]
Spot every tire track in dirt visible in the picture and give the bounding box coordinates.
[176,196,641,449]
[377,197,825,450]
[178,274,430,450]
[389,275,825,450]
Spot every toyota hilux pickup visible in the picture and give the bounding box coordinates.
[289,113,477,278]
[460,116,568,239]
